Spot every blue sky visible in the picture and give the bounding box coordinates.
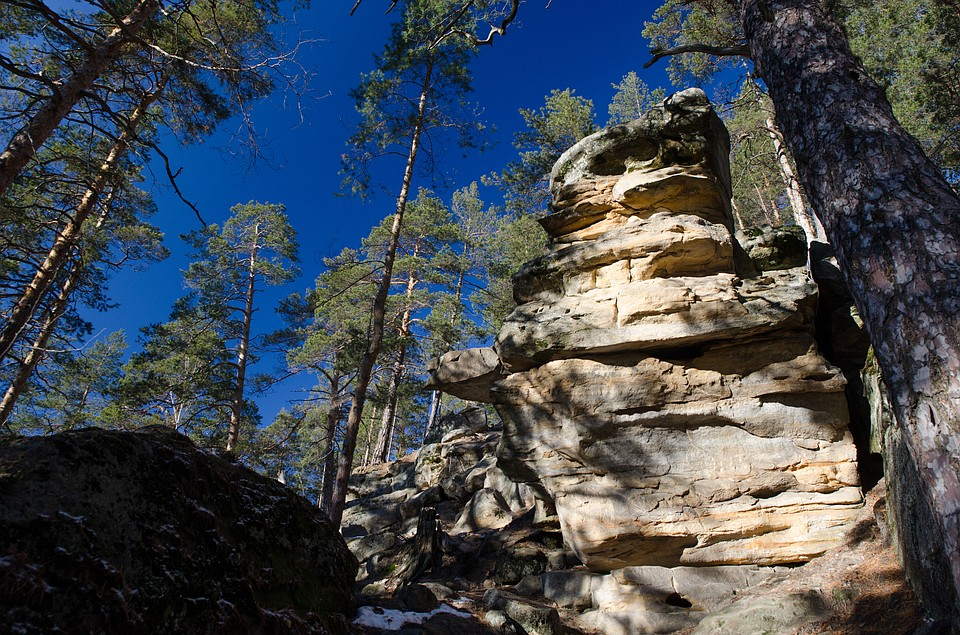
[88,0,677,421]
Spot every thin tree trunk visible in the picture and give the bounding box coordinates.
[753,183,775,224]
[0,189,115,429]
[0,260,79,428]
[328,61,435,527]
[742,0,960,610]
[763,115,825,243]
[226,228,260,452]
[0,76,166,365]
[0,0,159,198]
[423,390,441,444]
[372,348,406,463]
[729,196,747,231]
[361,405,378,467]
[319,373,343,516]
[373,260,420,464]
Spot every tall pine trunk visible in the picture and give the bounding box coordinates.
[372,258,420,463]
[0,77,166,364]
[762,115,824,243]
[0,260,80,427]
[319,372,343,516]
[328,61,434,527]
[741,0,960,613]
[0,194,113,428]
[226,229,260,452]
[0,0,158,198]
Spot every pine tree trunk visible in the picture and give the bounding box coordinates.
[423,390,441,444]
[0,0,158,198]
[328,61,434,527]
[319,374,342,516]
[226,231,260,452]
[373,265,418,464]
[763,115,825,243]
[741,0,960,611]
[372,351,404,463]
[0,77,166,364]
[0,260,80,428]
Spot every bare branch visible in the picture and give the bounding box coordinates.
[644,42,751,69]
[149,144,208,226]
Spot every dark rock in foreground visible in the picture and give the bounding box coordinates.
[0,426,358,634]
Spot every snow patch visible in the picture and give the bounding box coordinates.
[353,603,471,630]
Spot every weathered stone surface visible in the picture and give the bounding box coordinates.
[739,224,808,271]
[482,589,563,635]
[546,88,732,240]
[0,427,357,634]
[540,571,602,609]
[497,267,817,372]
[425,348,503,403]
[513,213,734,305]
[689,593,827,635]
[494,333,861,569]
[451,488,514,535]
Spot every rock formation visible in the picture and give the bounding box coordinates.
[0,427,358,634]
[430,88,864,572]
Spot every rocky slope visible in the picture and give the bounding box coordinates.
[345,409,919,635]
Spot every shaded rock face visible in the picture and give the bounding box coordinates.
[0,427,358,634]
[481,89,864,571]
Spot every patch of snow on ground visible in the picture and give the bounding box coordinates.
[353,603,471,630]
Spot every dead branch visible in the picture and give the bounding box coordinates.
[644,42,751,69]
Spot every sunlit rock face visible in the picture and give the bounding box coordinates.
[486,88,863,571]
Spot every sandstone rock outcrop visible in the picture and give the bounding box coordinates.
[0,427,358,634]
[431,88,863,572]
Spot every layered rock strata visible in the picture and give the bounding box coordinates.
[431,89,863,572]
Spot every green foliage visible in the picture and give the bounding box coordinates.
[485,89,597,216]
[724,81,796,228]
[119,202,297,451]
[340,0,487,198]
[607,72,666,125]
[838,0,960,181]
[8,332,129,435]
[643,0,744,87]
[476,214,547,331]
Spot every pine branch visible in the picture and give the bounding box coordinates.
[644,42,751,69]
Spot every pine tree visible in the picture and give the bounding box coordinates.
[607,71,666,125]
[330,0,492,526]
[485,89,597,217]
[122,202,298,452]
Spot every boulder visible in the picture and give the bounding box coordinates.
[0,427,357,634]
[425,348,503,403]
[738,224,808,271]
[482,589,563,635]
[451,488,514,535]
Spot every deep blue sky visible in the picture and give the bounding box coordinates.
[90,0,678,421]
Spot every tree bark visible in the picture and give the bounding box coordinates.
[0,76,166,365]
[319,373,342,516]
[372,350,404,463]
[328,61,434,527]
[741,0,960,612]
[0,0,158,199]
[372,263,419,464]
